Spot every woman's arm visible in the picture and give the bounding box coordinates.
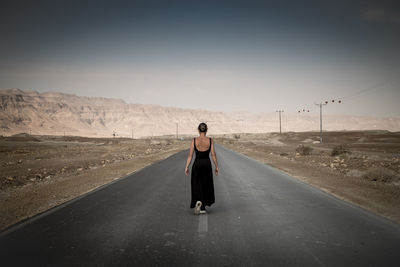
[211,138,219,176]
[185,138,195,176]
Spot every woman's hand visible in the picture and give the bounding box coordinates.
[215,166,219,176]
[185,167,189,176]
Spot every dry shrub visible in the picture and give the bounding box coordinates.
[296,144,313,156]
[363,167,400,183]
[331,145,349,156]
[234,134,241,139]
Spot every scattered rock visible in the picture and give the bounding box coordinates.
[150,140,161,145]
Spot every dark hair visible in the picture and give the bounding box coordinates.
[198,122,208,133]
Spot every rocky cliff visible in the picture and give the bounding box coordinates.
[1,88,399,137]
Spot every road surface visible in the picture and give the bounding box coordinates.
[1,145,400,266]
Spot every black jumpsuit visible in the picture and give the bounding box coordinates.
[190,137,215,208]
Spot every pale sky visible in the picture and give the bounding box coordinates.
[1,0,399,116]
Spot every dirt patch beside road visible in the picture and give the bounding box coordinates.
[216,131,400,224]
[0,135,190,231]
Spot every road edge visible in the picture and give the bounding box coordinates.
[218,144,400,229]
[0,149,188,237]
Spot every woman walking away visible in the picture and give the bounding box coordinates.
[185,122,219,215]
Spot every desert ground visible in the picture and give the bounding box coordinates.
[0,134,191,231]
[1,130,399,231]
[215,130,400,224]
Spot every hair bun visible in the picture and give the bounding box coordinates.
[198,122,208,132]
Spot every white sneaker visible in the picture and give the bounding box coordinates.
[194,201,202,215]
[200,209,206,214]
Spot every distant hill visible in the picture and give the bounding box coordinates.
[1,88,399,137]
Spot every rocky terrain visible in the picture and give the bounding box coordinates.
[1,88,400,138]
[0,134,190,230]
[216,130,400,224]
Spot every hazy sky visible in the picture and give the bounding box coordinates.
[1,0,399,116]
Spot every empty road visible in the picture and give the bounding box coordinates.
[1,145,400,266]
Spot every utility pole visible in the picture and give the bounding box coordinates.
[276,110,284,134]
[315,103,327,143]
[176,123,178,140]
[131,129,134,139]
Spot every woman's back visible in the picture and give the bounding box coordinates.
[194,137,211,159]
[194,137,211,152]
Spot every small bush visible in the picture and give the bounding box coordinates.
[296,144,313,156]
[234,134,241,139]
[331,145,349,156]
[363,167,400,183]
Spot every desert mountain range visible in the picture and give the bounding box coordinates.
[1,88,399,138]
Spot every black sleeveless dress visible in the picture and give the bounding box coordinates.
[190,137,215,208]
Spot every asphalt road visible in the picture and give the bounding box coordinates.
[1,145,400,266]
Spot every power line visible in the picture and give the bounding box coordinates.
[332,80,394,102]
